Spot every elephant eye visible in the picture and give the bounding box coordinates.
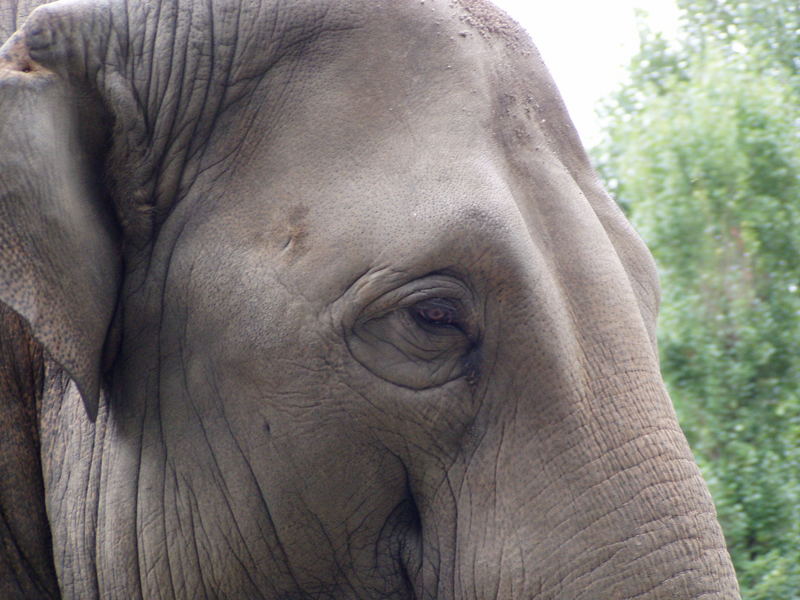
[345,277,479,389]
[412,298,461,329]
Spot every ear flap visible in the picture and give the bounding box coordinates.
[0,35,119,421]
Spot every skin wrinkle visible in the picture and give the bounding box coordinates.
[601,540,716,599]
[541,462,702,553]
[146,218,195,597]
[165,464,193,599]
[164,305,191,600]
[431,469,461,597]
[451,466,472,596]
[210,364,303,588]
[518,373,662,483]
[187,469,259,595]
[169,379,223,567]
[490,542,503,600]
[577,427,690,483]
[377,500,418,596]
[211,16,364,188]
[51,379,102,598]
[117,0,284,240]
[187,5,256,182]
[136,207,194,598]
[152,5,201,217]
[182,0,218,168]
[186,366,265,589]
[503,417,586,505]
[305,510,353,595]
[233,375,381,593]
[104,380,146,600]
[564,428,691,484]
[82,403,100,592]
[589,464,703,522]
[554,517,709,592]
[0,307,58,598]
[540,504,719,597]
[139,0,162,126]
[506,386,700,592]
[179,481,214,599]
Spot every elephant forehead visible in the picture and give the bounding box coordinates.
[166,0,631,312]
[205,153,535,301]
[227,0,538,183]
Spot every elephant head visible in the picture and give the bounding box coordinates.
[0,0,740,598]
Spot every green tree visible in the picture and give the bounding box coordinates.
[680,0,800,84]
[594,2,800,597]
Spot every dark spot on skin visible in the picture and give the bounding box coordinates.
[498,93,517,116]
[463,346,481,386]
[281,205,309,255]
[0,35,41,74]
[462,424,481,445]
[458,420,486,458]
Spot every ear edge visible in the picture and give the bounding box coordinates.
[0,55,119,423]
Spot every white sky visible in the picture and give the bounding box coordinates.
[490,0,680,147]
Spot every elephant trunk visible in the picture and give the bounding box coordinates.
[407,377,740,599]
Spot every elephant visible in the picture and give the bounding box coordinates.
[0,0,740,598]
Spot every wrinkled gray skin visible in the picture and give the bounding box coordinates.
[0,0,740,598]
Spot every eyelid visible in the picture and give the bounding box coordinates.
[413,298,461,323]
[362,277,473,320]
[411,307,464,338]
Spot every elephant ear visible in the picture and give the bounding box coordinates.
[0,31,119,421]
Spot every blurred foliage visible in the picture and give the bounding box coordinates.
[593,1,800,597]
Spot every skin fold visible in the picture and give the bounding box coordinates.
[0,0,740,598]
